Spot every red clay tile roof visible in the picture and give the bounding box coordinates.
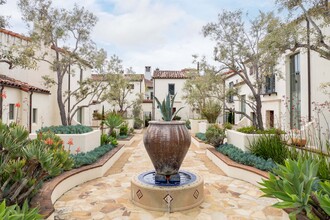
[0,29,30,41]
[0,75,50,94]
[92,73,144,82]
[152,69,188,79]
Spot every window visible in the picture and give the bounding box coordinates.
[168,84,175,95]
[228,82,234,103]
[77,107,83,124]
[150,92,154,100]
[32,108,38,123]
[240,95,246,112]
[9,104,14,120]
[264,73,276,94]
[127,84,134,90]
[290,53,301,129]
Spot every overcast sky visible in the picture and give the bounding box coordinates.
[1,0,274,74]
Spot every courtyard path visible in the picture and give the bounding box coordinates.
[53,132,288,220]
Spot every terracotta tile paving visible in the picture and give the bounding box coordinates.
[53,133,288,220]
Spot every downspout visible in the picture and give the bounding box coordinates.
[29,91,33,133]
[307,18,311,122]
[67,65,71,125]
[0,85,4,120]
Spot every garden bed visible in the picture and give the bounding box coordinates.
[191,135,211,149]
[29,130,101,153]
[30,144,125,219]
[206,148,269,186]
[226,129,264,152]
[117,134,136,145]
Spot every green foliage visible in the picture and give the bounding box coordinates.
[237,126,285,135]
[185,120,191,129]
[38,125,93,134]
[200,100,222,123]
[259,157,330,219]
[154,93,184,121]
[248,134,289,165]
[0,122,73,206]
[316,181,330,216]
[0,200,42,220]
[103,113,124,135]
[119,123,129,136]
[223,122,233,130]
[205,124,226,147]
[217,144,276,172]
[71,144,117,168]
[100,134,118,146]
[134,118,143,129]
[195,132,207,142]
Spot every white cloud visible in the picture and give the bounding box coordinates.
[0,0,274,74]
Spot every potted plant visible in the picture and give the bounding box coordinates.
[143,93,191,183]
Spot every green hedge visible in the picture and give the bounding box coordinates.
[216,144,276,172]
[236,126,285,135]
[71,144,117,168]
[38,125,93,134]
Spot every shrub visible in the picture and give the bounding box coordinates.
[0,200,42,220]
[119,123,129,136]
[0,123,73,206]
[237,126,285,135]
[103,113,124,135]
[205,124,225,147]
[259,157,330,219]
[195,132,207,141]
[133,118,143,129]
[223,122,233,130]
[217,144,276,172]
[71,144,117,168]
[201,100,221,123]
[38,124,93,134]
[248,134,289,165]
[100,134,118,146]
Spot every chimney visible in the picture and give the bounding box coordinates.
[145,66,151,80]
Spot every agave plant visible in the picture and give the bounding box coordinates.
[154,93,184,121]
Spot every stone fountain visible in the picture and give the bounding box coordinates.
[131,121,204,212]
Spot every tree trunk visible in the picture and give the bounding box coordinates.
[255,95,264,130]
[57,73,67,126]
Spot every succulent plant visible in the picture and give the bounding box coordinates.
[155,93,184,121]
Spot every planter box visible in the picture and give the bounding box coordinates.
[189,119,207,134]
[198,121,209,133]
[226,129,264,152]
[30,145,125,219]
[29,130,101,153]
[118,135,136,146]
[191,135,211,149]
[206,148,269,186]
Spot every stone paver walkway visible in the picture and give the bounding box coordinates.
[53,133,288,220]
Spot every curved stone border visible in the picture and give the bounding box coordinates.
[30,144,126,219]
[191,136,210,149]
[206,148,269,186]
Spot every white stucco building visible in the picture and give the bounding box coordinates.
[152,69,191,121]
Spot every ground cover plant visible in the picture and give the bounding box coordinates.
[0,200,42,220]
[38,125,93,134]
[195,132,207,142]
[237,126,285,135]
[71,143,118,168]
[216,144,276,172]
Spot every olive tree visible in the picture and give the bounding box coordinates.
[203,10,280,130]
[18,0,100,125]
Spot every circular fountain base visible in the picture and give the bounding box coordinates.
[131,170,204,212]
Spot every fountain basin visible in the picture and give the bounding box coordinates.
[131,170,204,212]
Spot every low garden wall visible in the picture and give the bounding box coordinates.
[206,148,269,186]
[226,129,262,152]
[31,144,126,219]
[189,119,207,134]
[29,130,101,153]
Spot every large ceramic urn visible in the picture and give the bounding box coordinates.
[143,121,191,176]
